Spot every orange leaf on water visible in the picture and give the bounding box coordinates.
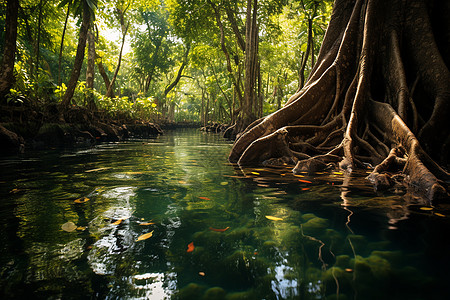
[187,242,195,252]
[74,197,90,204]
[435,213,446,217]
[139,222,155,225]
[199,272,205,276]
[209,226,230,232]
[298,179,312,184]
[419,207,433,211]
[302,188,310,191]
[137,231,154,241]
[198,197,211,200]
[112,219,123,225]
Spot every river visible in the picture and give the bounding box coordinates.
[1,129,449,299]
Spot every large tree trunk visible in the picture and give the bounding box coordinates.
[229,0,450,203]
[0,0,19,99]
[61,3,90,110]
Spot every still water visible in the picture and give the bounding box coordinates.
[1,129,449,299]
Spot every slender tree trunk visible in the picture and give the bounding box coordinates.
[0,0,19,99]
[86,25,96,110]
[163,44,190,97]
[58,0,71,86]
[95,52,114,97]
[35,0,43,85]
[61,4,90,109]
[106,28,128,97]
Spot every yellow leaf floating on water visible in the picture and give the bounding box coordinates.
[137,231,154,241]
[265,215,283,221]
[112,219,123,225]
[333,172,343,175]
[294,174,305,178]
[420,207,433,211]
[74,197,89,204]
[178,180,187,184]
[220,182,228,185]
[85,167,111,173]
[434,213,446,217]
[140,221,155,225]
[61,221,77,232]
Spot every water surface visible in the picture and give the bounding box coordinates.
[1,129,449,299]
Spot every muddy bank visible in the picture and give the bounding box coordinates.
[0,121,163,156]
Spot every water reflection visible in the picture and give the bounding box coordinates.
[1,129,450,299]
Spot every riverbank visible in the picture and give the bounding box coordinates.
[0,104,168,156]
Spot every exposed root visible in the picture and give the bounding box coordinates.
[228,0,450,203]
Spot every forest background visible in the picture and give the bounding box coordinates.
[0,0,332,126]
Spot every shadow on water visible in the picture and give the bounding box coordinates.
[0,128,450,299]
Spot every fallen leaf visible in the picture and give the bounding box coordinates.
[187,242,194,252]
[302,188,310,191]
[298,179,312,184]
[178,180,187,184]
[198,196,211,200]
[74,197,90,204]
[62,221,77,232]
[265,215,283,221]
[420,207,433,211]
[434,213,446,217]
[220,182,228,185]
[209,226,230,232]
[345,268,353,272]
[280,174,286,176]
[294,174,305,178]
[85,167,111,173]
[199,272,205,276]
[334,172,343,175]
[139,222,155,225]
[76,226,87,231]
[112,219,123,225]
[251,172,260,175]
[137,231,154,241]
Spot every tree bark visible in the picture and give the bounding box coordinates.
[229,0,450,203]
[0,0,19,99]
[85,25,96,110]
[61,3,90,110]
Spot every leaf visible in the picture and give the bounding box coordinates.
[251,172,260,175]
[139,221,155,225]
[298,179,312,184]
[74,197,90,204]
[302,188,310,191]
[198,196,211,200]
[137,231,154,241]
[294,174,305,178]
[187,242,195,252]
[112,219,123,225]
[435,213,446,217]
[62,221,77,232]
[85,167,111,173]
[220,181,228,185]
[333,172,343,175]
[265,215,283,221]
[199,271,205,276]
[76,226,87,231]
[209,226,230,232]
[178,180,187,184]
[419,207,433,211]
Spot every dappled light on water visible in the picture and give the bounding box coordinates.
[1,129,450,299]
